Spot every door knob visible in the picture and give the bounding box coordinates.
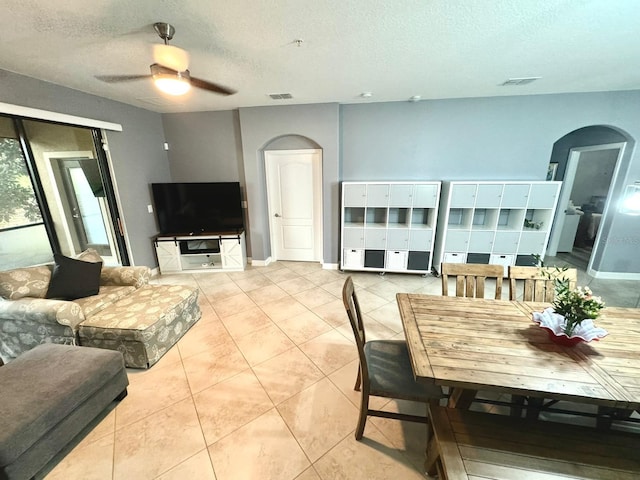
[274,213,281,217]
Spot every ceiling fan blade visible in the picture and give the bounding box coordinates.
[96,74,151,83]
[190,76,237,95]
[153,44,190,72]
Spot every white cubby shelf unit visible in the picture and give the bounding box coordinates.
[432,181,562,275]
[341,181,442,274]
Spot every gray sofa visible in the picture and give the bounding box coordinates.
[0,343,128,480]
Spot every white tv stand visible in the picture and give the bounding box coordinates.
[154,231,247,274]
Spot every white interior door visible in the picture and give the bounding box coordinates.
[546,143,624,267]
[265,149,323,262]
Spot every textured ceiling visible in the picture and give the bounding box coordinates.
[1,0,639,113]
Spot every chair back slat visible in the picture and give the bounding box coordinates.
[508,266,578,302]
[342,276,369,377]
[441,263,504,299]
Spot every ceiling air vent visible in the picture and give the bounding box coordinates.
[500,77,541,86]
[269,93,293,100]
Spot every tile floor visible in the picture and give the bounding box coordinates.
[43,259,639,480]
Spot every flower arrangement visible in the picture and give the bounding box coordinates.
[551,284,605,336]
[532,255,606,338]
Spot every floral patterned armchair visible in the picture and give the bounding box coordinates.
[0,252,150,363]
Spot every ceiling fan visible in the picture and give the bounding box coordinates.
[97,22,236,96]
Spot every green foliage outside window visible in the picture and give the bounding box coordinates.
[0,138,42,227]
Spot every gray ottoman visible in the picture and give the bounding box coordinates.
[0,344,128,480]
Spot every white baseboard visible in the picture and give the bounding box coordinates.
[150,267,160,277]
[322,262,339,270]
[250,257,273,267]
[588,268,640,280]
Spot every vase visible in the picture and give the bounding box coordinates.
[532,307,608,347]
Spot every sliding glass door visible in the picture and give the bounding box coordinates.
[0,118,53,268]
[0,116,128,269]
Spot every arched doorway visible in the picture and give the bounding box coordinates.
[262,135,323,262]
[546,126,633,274]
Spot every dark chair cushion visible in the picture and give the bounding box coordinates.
[46,253,102,300]
[365,340,443,401]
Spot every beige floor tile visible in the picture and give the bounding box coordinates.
[113,398,206,480]
[295,467,322,480]
[278,378,358,462]
[311,299,347,327]
[212,292,256,318]
[327,359,389,411]
[349,272,387,289]
[276,310,332,345]
[351,289,389,313]
[182,341,251,394]
[247,283,289,305]
[298,330,357,375]
[153,342,184,367]
[201,281,243,302]
[178,318,232,359]
[253,347,325,405]
[234,323,295,366]
[193,370,274,445]
[225,268,264,280]
[278,276,317,295]
[208,409,310,480]
[319,279,346,298]
[262,267,302,283]
[294,287,336,309]
[220,306,274,339]
[234,274,273,292]
[385,273,434,292]
[155,449,217,480]
[80,408,115,447]
[313,422,426,480]
[366,302,404,333]
[369,400,429,471]
[195,272,234,287]
[116,360,192,429]
[284,261,324,275]
[304,269,344,287]
[45,432,114,480]
[364,281,401,302]
[260,296,310,323]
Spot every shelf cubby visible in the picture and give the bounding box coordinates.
[447,208,473,229]
[343,207,365,226]
[365,207,387,227]
[388,208,410,227]
[410,208,433,228]
[497,208,525,231]
[471,208,498,230]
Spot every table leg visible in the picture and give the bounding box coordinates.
[448,388,477,409]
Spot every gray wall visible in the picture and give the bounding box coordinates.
[238,104,340,263]
[341,91,640,275]
[0,69,171,267]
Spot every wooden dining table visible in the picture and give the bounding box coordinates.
[396,293,640,412]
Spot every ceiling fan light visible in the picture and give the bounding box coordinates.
[153,72,191,95]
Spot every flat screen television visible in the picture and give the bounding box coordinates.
[151,182,244,235]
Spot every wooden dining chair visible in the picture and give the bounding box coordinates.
[440,263,504,299]
[508,265,578,418]
[342,276,444,440]
[508,265,578,302]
